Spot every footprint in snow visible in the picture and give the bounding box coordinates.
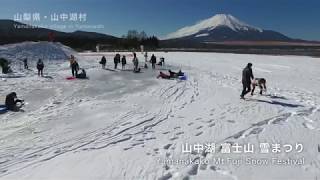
[121,122,132,126]
[188,122,194,126]
[206,119,214,123]
[302,122,315,130]
[195,132,203,136]
[163,144,172,150]
[176,132,184,135]
[208,123,215,127]
[169,136,179,141]
[123,147,133,151]
[196,126,203,130]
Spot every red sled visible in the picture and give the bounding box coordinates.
[66,76,76,80]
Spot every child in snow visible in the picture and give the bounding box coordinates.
[36,59,44,77]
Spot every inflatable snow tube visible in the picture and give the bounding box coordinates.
[179,75,187,81]
[0,105,8,114]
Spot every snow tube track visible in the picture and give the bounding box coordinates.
[0,75,199,177]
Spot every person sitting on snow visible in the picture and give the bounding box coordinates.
[76,68,87,79]
[158,57,165,66]
[157,71,171,79]
[5,92,24,111]
[168,70,185,78]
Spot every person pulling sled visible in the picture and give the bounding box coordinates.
[240,63,254,99]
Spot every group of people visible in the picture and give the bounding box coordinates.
[22,58,44,76]
[99,53,129,71]
[3,53,269,113]
[99,52,165,73]
[149,53,165,69]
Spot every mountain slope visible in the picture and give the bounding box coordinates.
[164,14,291,42]
[0,20,119,50]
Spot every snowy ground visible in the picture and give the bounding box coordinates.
[1,44,320,180]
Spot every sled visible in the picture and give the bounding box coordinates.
[104,68,118,72]
[0,105,8,114]
[43,75,53,79]
[66,76,76,80]
[178,75,187,81]
[0,74,26,78]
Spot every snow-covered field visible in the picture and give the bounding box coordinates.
[1,42,320,180]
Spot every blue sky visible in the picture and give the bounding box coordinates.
[0,0,319,40]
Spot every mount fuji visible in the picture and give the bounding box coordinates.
[163,14,292,42]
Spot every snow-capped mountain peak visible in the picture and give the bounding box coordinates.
[164,14,263,39]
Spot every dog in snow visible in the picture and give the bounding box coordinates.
[251,78,267,95]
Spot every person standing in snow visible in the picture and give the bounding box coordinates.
[144,52,148,69]
[240,63,254,99]
[23,58,28,69]
[114,54,121,69]
[121,55,127,70]
[150,54,157,69]
[70,55,79,77]
[36,59,44,77]
[5,92,24,111]
[132,53,139,72]
[100,56,107,69]
[144,52,148,62]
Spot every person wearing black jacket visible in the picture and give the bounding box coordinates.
[114,54,120,69]
[150,54,157,69]
[76,68,87,79]
[121,56,127,70]
[5,92,24,111]
[23,58,28,69]
[36,59,44,77]
[100,56,106,69]
[240,63,254,99]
